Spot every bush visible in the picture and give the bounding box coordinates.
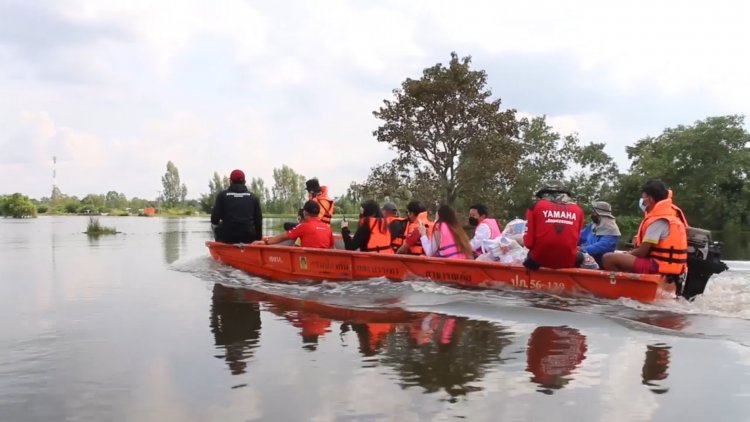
[1,193,37,218]
[85,217,117,236]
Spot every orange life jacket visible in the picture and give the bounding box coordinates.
[405,212,433,255]
[635,193,688,275]
[313,186,335,225]
[385,216,408,252]
[362,217,394,254]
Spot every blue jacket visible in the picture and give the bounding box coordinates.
[579,224,619,263]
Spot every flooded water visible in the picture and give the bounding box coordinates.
[2,216,750,421]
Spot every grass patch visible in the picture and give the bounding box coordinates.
[85,217,118,236]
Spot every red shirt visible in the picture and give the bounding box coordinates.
[286,217,334,248]
[524,199,584,269]
[404,227,421,246]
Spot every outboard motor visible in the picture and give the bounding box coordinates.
[678,227,729,300]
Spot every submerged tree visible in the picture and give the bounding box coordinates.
[161,161,188,208]
[1,193,37,218]
[373,52,519,206]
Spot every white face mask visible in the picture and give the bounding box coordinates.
[638,198,647,213]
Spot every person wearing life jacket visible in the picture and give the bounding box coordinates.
[468,203,502,256]
[419,204,473,260]
[305,178,335,225]
[396,201,434,255]
[341,200,394,253]
[383,202,408,252]
[253,200,334,248]
[578,201,621,267]
[602,180,688,275]
[523,180,585,270]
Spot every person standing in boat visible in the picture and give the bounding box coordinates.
[396,201,433,255]
[341,200,394,253]
[383,202,408,252]
[579,201,621,267]
[305,178,335,225]
[253,200,333,248]
[418,205,473,260]
[602,180,688,275]
[211,169,263,244]
[523,180,585,269]
[468,204,502,256]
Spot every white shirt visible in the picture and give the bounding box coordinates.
[469,221,492,252]
[420,233,440,256]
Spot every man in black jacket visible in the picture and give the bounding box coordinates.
[211,169,263,243]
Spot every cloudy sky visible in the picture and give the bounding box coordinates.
[1,0,748,200]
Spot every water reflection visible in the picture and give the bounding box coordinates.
[162,219,187,264]
[210,284,262,375]
[642,344,671,394]
[526,326,587,394]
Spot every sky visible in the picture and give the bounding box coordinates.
[1,0,748,200]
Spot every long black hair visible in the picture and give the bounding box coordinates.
[361,200,388,232]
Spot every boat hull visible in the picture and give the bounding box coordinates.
[206,242,675,303]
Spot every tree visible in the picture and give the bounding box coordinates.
[620,115,750,229]
[105,191,128,210]
[373,52,518,206]
[249,177,269,205]
[268,165,306,214]
[1,193,37,218]
[161,161,187,208]
[199,172,230,213]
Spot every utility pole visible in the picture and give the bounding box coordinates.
[51,156,61,201]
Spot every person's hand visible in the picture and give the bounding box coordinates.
[251,240,265,245]
[418,219,427,236]
[341,218,349,229]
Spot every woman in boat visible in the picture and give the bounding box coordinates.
[418,205,473,260]
[341,200,394,253]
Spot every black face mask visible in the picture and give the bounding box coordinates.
[591,215,601,225]
[468,217,479,227]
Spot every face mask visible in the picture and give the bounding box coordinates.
[639,198,647,213]
[591,215,601,224]
[468,217,479,227]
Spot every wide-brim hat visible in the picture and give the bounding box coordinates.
[591,201,614,218]
[535,180,572,198]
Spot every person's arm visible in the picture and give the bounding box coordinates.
[252,232,288,245]
[469,223,491,251]
[523,207,535,250]
[210,192,224,225]
[253,196,263,240]
[581,235,619,256]
[579,225,591,246]
[628,219,668,257]
[345,222,371,251]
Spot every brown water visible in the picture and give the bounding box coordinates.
[2,216,750,421]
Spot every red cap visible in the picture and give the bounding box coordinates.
[230,169,245,183]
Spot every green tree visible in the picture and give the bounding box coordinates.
[249,177,268,205]
[268,165,305,214]
[161,161,187,208]
[199,172,230,213]
[373,52,518,206]
[618,115,750,229]
[1,193,37,218]
[105,191,128,210]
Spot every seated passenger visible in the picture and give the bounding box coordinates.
[419,205,473,260]
[579,201,621,267]
[396,201,433,255]
[523,180,585,270]
[341,200,393,253]
[305,178,335,225]
[602,180,688,275]
[253,200,333,248]
[383,202,408,252]
[468,203,502,255]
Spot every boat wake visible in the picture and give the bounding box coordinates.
[172,256,750,340]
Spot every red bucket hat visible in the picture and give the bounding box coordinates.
[230,169,245,183]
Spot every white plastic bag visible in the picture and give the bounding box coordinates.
[580,252,599,270]
[480,235,528,265]
[502,218,527,236]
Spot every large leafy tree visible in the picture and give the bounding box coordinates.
[161,161,187,208]
[1,193,37,218]
[373,52,518,206]
[249,177,268,205]
[619,115,750,228]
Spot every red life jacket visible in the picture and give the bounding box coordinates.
[362,217,394,254]
[524,199,584,269]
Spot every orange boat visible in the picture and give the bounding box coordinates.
[206,241,678,303]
